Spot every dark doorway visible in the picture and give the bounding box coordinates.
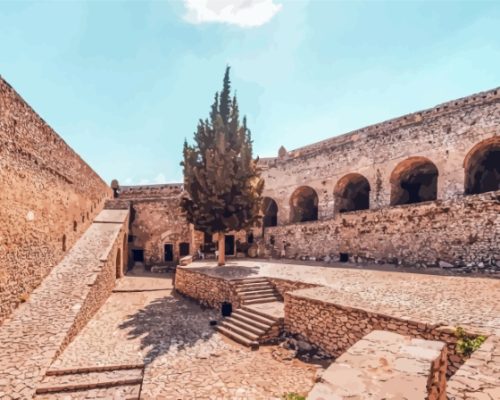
[225,235,235,256]
[339,253,349,262]
[204,232,213,243]
[132,249,144,262]
[262,197,278,227]
[247,232,254,244]
[179,242,190,257]
[164,244,174,262]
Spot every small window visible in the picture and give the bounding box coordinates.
[339,253,349,262]
[62,235,67,252]
[73,221,77,232]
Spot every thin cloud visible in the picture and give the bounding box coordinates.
[183,0,282,28]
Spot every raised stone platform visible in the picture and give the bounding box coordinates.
[308,330,447,400]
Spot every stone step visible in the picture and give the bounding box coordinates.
[242,296,281,305]
[36,368,143,395]
[223,316,268,336]
[232,277,268,284]
[34,384,141,399]
[235,283,274,292]
[216,325,259,349]
[233,309,276,325]
[220,320,260,341]
[231,311,274,330]
[241,305,280,322]
[239,289,277,299]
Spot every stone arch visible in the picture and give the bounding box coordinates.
[464,137,500,195]
[262,197,278,227]
[116,248,122,278]
[390,157,438,206]
[290,186,319,223]
[334,173,370,213]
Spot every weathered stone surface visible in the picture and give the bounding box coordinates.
[0,77,112,323]
[0,209,128,399]
[308,330,447,400]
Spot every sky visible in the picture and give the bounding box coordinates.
[1,0,499,185]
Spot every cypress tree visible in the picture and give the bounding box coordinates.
[181,66,264,266]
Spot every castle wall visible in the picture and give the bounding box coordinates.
[265,191,500,268]
[259,88,500,269]
[118,184,201,267]
[0,77,112,323]
[260,88,500,223]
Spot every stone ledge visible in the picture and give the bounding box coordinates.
[308,330,447,400]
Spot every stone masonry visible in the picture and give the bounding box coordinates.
[0,77,111,323]
[0,208,128,399]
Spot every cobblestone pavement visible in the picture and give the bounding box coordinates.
[190,259,500,334]
[0,221,123,400]
[50,273,317,399]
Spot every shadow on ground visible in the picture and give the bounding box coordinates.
[187,263,260,279]
[118,292,219,365]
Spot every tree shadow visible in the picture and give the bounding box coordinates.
[188,263,260,280]
[118,292,219,365]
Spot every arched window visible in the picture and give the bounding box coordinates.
[464,138,500,195]
[390,157,438,206]
[262,197,278,227]
[334,173,370,213]
[290,186,319,223]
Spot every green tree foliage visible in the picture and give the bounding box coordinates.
[181,66,264,265]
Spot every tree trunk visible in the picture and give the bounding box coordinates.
[218,233,226,266]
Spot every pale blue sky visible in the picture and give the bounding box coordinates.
[1,1,499,185]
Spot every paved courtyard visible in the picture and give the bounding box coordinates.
[190,259,500,334]
[48,272,317,399]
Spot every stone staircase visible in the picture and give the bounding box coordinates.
[216,277,282,349]
[234,277,281,305]
[34,365,144,399]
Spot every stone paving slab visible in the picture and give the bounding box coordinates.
[0,221,123,400]
[246,301,284,320]
[187,260,500,334]
[93,209,129,224]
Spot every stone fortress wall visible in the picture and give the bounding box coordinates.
[117,184,202,268]
[0,77,112,323]
[259,87,500,269]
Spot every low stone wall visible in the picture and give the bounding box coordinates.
[175,267,240,309]
[308,330,447,400]
[266,191,500,272]
[285,290,472,376]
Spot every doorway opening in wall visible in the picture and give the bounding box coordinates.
[132,249,144,263]
[225,235,235,256]
[247,232,254,244]
[339,253,349,262]
[179,242,190,257]
[164,244,174,262]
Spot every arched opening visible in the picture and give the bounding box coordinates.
[334,173,370,213]
[390,157,438,206]
[464,138,500,195]
[290,186,319,223]
[262,197,278,227]
[116,249,122,278]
